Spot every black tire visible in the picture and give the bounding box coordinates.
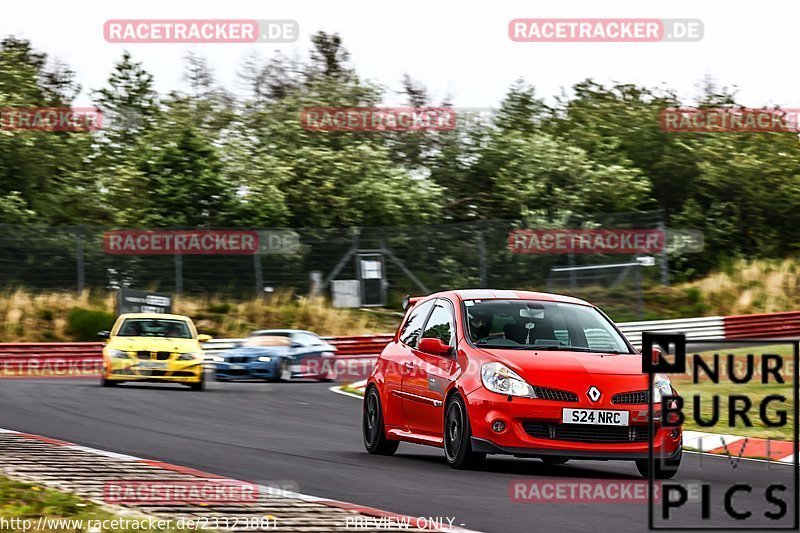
[189,372,205,392]
[271,360,292,382]
[363,387,399,455]
[101,376,118,387]
[635,448,682,479]
[540,457,569,465]
[443,394,486,469]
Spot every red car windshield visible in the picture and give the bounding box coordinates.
[464,299,632,354]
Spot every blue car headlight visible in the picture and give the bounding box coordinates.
[258,356,272,362]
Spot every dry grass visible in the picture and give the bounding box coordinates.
[688,258,800,315]
[178,291,397,338]
[2,258,798,342]
[0,290,113,342]
[0,289,397,342]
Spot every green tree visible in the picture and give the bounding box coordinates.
[136,126,236,227]
[0,37,98,224]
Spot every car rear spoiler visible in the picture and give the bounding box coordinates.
[402,295,421,310]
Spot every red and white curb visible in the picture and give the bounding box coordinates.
[683,430,795,463]
[0,427,479,532]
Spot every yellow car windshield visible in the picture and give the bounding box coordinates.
[117,319,192,339]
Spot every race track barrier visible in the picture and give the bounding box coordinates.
[723,311,800,340]
[618,316,725,347]
[2,313,798,378]
[0,342,103,377]
[0,336,395,378]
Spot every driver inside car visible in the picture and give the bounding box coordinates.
[467,310,493,342]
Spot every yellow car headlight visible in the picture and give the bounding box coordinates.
[108,349,130,359]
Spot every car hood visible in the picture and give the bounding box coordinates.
[108,337,201,353]
[481,348,644,376]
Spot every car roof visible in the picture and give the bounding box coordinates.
[422,289,592,307]
[250,329,318,336]
[117,313,193,321]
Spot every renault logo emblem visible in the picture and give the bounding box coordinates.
[587,386,601,402]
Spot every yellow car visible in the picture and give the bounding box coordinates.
[99,313,212,391]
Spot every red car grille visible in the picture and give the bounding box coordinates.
[531,387,579,402]
[611,391,649,404]
[522,422,650,443]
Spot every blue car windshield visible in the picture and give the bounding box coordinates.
[464,299,632,354]
[243,335,291,347]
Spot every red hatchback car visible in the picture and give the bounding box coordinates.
[363,289,682,478]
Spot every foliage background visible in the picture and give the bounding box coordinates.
[1,32,798,289]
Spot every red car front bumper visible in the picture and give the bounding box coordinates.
[465,386,682,460]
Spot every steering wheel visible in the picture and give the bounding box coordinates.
[475,332,504,345]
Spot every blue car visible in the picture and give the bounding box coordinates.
[213,329,337,382]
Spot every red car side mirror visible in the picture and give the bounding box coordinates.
[418,337,451,356]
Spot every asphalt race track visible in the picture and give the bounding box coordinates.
[0,377,795,532]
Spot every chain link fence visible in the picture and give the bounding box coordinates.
[0,211,688,311]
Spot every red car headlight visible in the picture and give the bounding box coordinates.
[652,373,673,403]
[481,362,534,397]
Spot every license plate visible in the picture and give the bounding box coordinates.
[562,408,629,426]
[138,362,166,370]
[231,365,245,370]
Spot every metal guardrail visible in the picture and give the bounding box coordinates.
[201,339,243,357]
[1,313,798,378]
[619,316,725,347]
[0,342,103,377]
[724,311,800,339]
[0,336,397,377]
[0,342,104,354]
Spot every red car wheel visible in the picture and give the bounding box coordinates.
[363,388,399,456]
[444,394,486,469]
